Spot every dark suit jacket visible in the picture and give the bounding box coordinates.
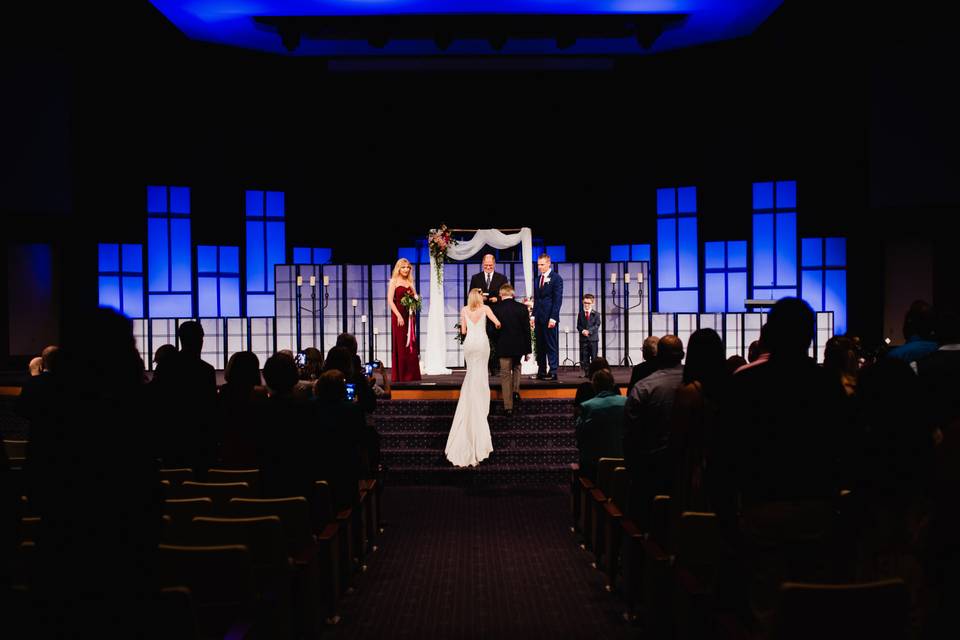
[577,309,601,343]
[533,270,563,324]
[495,298,532,358]
[468,271,509,303]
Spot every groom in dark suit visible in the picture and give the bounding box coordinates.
[468,254,509,375]
[533,253,563,381]
[494,283,532,416]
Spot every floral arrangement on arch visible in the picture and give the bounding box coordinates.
[427,225,457,286]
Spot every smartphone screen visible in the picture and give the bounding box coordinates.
[345,382,356,402]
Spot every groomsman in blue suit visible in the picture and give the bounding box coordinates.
[533,253,563,381]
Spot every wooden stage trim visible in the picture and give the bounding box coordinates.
[0,386,21,397]
[390,387,628,401]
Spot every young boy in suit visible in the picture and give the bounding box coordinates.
[577,293,601,376]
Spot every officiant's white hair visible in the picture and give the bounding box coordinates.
[391,258,413,282]
[468,288,484,310]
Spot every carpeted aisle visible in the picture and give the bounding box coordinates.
[330,486,634,639]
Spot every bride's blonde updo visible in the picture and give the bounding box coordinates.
[467,288,484,310]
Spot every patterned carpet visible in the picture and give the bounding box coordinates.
[330,486,635,639]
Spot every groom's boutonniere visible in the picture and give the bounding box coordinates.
[543,276,551,285]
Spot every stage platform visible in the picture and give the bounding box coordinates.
[388,365,633,400]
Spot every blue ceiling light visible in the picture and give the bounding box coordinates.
[150,1,784,56]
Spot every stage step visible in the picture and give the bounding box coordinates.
[384,464,572,487]
[375,397,580,487]
[376,398,574,416]
[380,429,575,450]
[381,447,577,468]
[375,413,573,432]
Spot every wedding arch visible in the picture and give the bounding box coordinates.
[424,227,533,375]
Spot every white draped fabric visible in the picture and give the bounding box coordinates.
[424,228,533,375]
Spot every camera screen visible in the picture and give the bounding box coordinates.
[345,382,356,401]
[295,352,306,367]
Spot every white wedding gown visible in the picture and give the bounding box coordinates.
[445,310,494,467]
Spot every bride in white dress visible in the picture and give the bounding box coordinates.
[445,288,502,467]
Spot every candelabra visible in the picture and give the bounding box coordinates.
[609,271,645,367]
[295,272,330,352]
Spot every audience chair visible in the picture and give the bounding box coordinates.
[772,579,909,640]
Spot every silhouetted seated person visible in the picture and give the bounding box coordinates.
[735,324,771,375]
[852,358,933,589]
[217,351,267,468]
[824,334,861,398]
[152,321,217,476]
[27,308,161,635]
[16,344,60,420]
[16,345,61,500]
[623,335,685,524]
[335,332,378,415]
[149,343,177,382]
[575,369,627,481]
[574,357,611,414]
[259,352,316,499]
[712,297,847,629]
[314,370,365,510]
[916,309,960,435]
[628,335,660,391]
[725,355,747,375]
[668,328,728,515]
[292,346,323,400]
[887,300,938,365]
[916,309,960,637]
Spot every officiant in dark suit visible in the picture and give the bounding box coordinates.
[494,283,532,417]
[468,254,509,374]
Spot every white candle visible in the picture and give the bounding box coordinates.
[624,273,631,284]
[638,272,644,284]
[610,272,617,284]
[309,275,316,287]
[361,315,367,324]
[352,299,358,308]
[323,275,330,286]
[296,275,303,286]
[373,328,379,335]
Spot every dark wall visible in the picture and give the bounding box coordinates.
[2,2,955,364]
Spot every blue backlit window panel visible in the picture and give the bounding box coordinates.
[631,244,651,262]
[611,244,651,263]
[752,180,798,300]
[704,240,748,312]
[801,237,847,334]
[245,190,287,316]
[398,247,419,264]
[146,185,192,318]
[292,247,332,265]
[546,245,566,262]
[98,243,145,318]
[197,245,242,318]
[610,245,629,262]
[656,186,699,312]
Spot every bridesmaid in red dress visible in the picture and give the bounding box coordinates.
[388,258,421,382]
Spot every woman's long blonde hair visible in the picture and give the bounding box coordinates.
[391,258,413,284]
[467,288,484,310]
